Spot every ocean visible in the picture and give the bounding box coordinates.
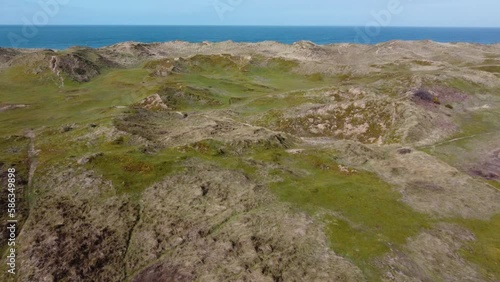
[0,26,499,50]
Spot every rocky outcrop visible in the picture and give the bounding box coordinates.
[136,94,169,111]
[0,104,28,113]
[50,54,100,82]
[0,47,19,69]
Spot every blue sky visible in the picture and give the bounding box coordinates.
[1,0,499,27]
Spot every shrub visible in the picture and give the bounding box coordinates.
[112,136,125,145]
[414,90,433,102]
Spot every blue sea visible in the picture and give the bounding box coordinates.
[0,26,499,50]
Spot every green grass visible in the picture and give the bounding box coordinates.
[444,78,491,94]
[414,78,500,281]
[0,136,31,264]
[0,136,30,171]
[472,66,500,74]
[454,215,500,280]
[142,56,340,115]
[413,60,433,66]
[145,143,433,279]
[0,54,340,197]
[256,149,432,279]
[73,138,433,279]
[0,54,337,137]
[0,67,155,136]
[158,83,226,110]
[421,108,500,170]
[450,114,495,142]
[306,73,324,81]
[28,126,180,197]
[242,90,327,114]
[488,181,500,190]
[256,98,397,143]
[86,138,258,197]
[86,148,180,196]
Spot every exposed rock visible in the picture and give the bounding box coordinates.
[397,148,412,155]
[50,54,100,82]
[0,103,28,112]
[413,89,436,103]
[60,124,76,133]
[293,40,318,49]
[136,93,169,111]
[77,152,104,165]
[0,47,19,68]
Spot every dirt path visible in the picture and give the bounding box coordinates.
[419,131,497,149]
[25,129,38,187]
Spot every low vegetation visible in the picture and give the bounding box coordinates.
[0,41,499,281]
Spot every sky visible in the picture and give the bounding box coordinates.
[1,0,499,27]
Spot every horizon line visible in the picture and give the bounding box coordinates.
[1,24,500,29]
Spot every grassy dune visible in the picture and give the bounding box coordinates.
[1,44,499,281]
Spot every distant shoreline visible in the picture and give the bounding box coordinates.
[1,39,499,52]
[1,26,499,50]
[2,25,500,28]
